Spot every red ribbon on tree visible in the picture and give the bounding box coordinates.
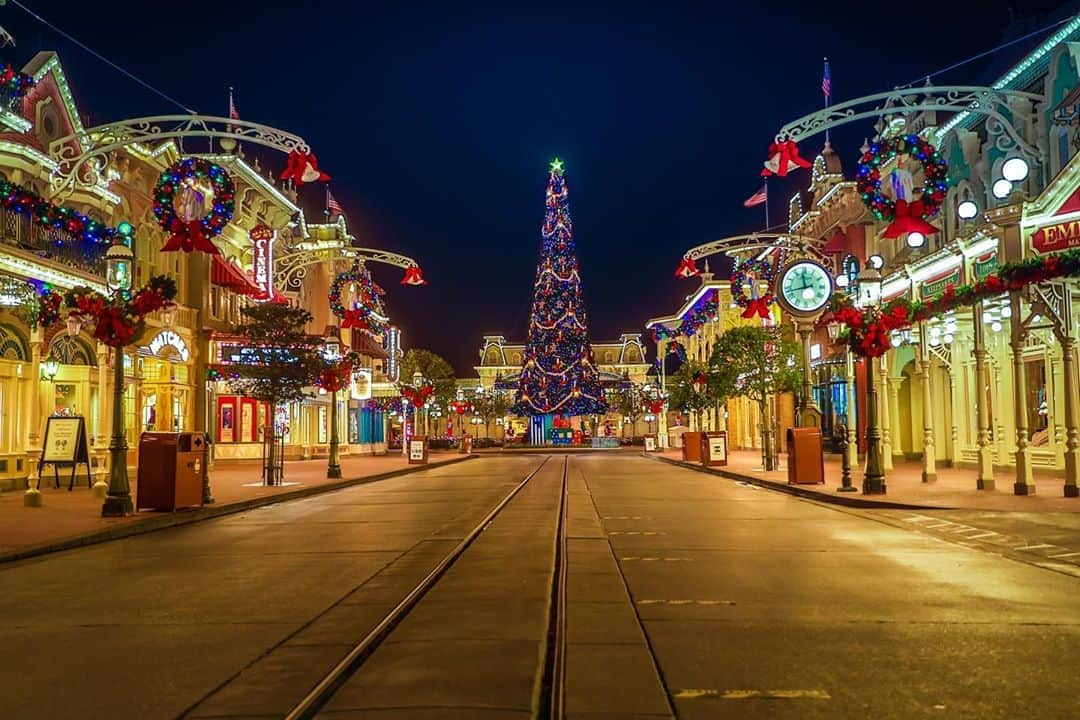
[740,296,771,319]
[882,199,938,239]
[761,140,812,177]
[401,265,427,286]
[162,219,222,254]
[674,256,700,278]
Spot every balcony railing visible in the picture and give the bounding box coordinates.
[0,205,107,277]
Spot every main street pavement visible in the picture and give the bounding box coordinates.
[1,452,1076,719]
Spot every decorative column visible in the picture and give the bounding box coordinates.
[796,320,821,427]
[879,354,893,471]
[1061,335,1079,497]
[27,334,42,449]
[1009,291,1035,495]
[919,325,936,483]
[844,350,858,471]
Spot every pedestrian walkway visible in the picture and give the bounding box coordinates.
[0,451,464,561]
[656,448,1080,512]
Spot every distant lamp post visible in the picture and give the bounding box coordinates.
[102,238,135,517]
[857,267,886,495]
[324,329,342,479]
[41,352,59,418]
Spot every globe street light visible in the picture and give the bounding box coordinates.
[102,238,135,517]
[857,266,886,495]
[1001,157,1029,182]
[324,329,342,479]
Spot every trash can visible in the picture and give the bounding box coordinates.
[136,432,207,511]
[408,435,429,465]
[700,431,728,467]
[682,432,702,463]
[462,435,473,454]
[786,427,824,485]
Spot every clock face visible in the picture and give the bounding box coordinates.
[779,260,833,316]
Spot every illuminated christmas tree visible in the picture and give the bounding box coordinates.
[513,159,607,417]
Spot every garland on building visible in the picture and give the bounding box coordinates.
[365,397,402,413]
[826,249,1080,357]
[328,260,386,334]
[27,289,62,329]
[729,258,776,319]
[51,276,178,347]
[0,62,35,103]
[0,179,118,246]
[857,134,948,239]
[153,158,235,254]
[649,290,719,347]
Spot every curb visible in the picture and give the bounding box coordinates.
[650,454,948,511]
[0,454,478,566]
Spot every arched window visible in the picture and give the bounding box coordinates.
[0,324,28,361]
[49,334,95,366]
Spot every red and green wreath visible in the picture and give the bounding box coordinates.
[329,260,386,335]
[857,134,948,239]
[729,258,776,319]
[153,158,235,255]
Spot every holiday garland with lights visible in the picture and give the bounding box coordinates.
[857,134,948,239]
[328,259,387,335]
[826,249,1080,357]
[0,62,35,103]
[0,179,118,247]
[153,158,235,254]
[512,159,607,416]
[37,276,178,347]
[650,290,719,351]
[729,258,776,319]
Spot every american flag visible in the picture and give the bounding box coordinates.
[743,185,767,208]
[327,190,344,218]
[822,58,831,99]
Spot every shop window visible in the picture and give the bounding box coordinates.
[143,392,158,431]
[124,383,137,447]
[52,383,78,416]
[0,324,28,361]
[1026,358,1048,443]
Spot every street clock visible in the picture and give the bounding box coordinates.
[776,259,833,317]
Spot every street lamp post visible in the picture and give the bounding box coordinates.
[324,330,342,479]
[857,267,886,495]
[826,318,858,493]
[102,239,135,517]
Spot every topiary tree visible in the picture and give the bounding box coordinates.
[709,324,801,471]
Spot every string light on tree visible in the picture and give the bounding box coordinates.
[512,159,607,417]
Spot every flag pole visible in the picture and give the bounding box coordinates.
[764,178,770,230]
[823,57,830,144]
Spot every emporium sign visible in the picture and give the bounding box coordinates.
[250,225,275,301]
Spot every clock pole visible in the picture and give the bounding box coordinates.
[795,318,822,428]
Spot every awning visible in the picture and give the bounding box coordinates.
[351,331,389,360]
[822,229,847,254]
[211,255,259,296]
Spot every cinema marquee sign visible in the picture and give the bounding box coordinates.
[250,225,275,301]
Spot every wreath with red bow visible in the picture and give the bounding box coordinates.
[729,258,776,319]
[857,135,948,239]
[153,158,235,255]
[328,260,386,335]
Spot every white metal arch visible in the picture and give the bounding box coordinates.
[276,244,422,292]
[680,232,826,264]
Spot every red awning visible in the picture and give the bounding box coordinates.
[822,229,847,255]
[351,331,389,360]
[211,255,260,296]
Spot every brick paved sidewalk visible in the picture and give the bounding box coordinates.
[0,451,466,560]
[656,448,1080,512]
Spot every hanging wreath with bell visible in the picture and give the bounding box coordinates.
[153,158,235,254]
[856,134,948,239]
[729,257,776,319]
[328,260,387,335]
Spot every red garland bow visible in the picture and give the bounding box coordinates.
[280,150,330,186]
[674,256,700,278]
[162,218,221,254]
[401,265,427,286]
[93,307,139,348]
[319,361,352,393]
[648,400,664,414]
[882,199,938,239]
[341,308,368,330]
[761,140,812,177]
[740,296,771,319]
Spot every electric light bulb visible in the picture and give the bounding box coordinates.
[835,274,848,288]
[992,178,1014,199]
[943,333,954,344]
[906,231,926,248]
[991,321,1003,332]
[1001,305,1012,318]
[1002,157,1029,182]
[868,254,885,270]
[957,199,978,219]
[982,311,993,324]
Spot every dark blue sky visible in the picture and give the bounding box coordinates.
[4,0,1071,373]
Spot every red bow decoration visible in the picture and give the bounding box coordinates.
[93,307,139,348]
[162,219,221,254]
[674,256,700,278]
[341,308,368,330]
[761,140,812,177]
[401,265,427,286]
[402,384,434,406]
[740,297,771,319]
[280,150,330,186]
[319,361,352,393]
[648,400,664,414]
[882,199,938,239]
[450,400,473,415]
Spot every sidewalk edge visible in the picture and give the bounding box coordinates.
[649,454,950,510]
[1,455,478,566]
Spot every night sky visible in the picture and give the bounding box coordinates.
[4,0,1073,374]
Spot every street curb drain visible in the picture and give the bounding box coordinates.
[0,454,478,566]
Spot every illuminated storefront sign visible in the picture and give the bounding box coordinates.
[920,268,961,300]
[146,330,190,362]
[351,369,373,400]
[219,344,298,365]
[250,225,275,301]
[1030,219,1080,254]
